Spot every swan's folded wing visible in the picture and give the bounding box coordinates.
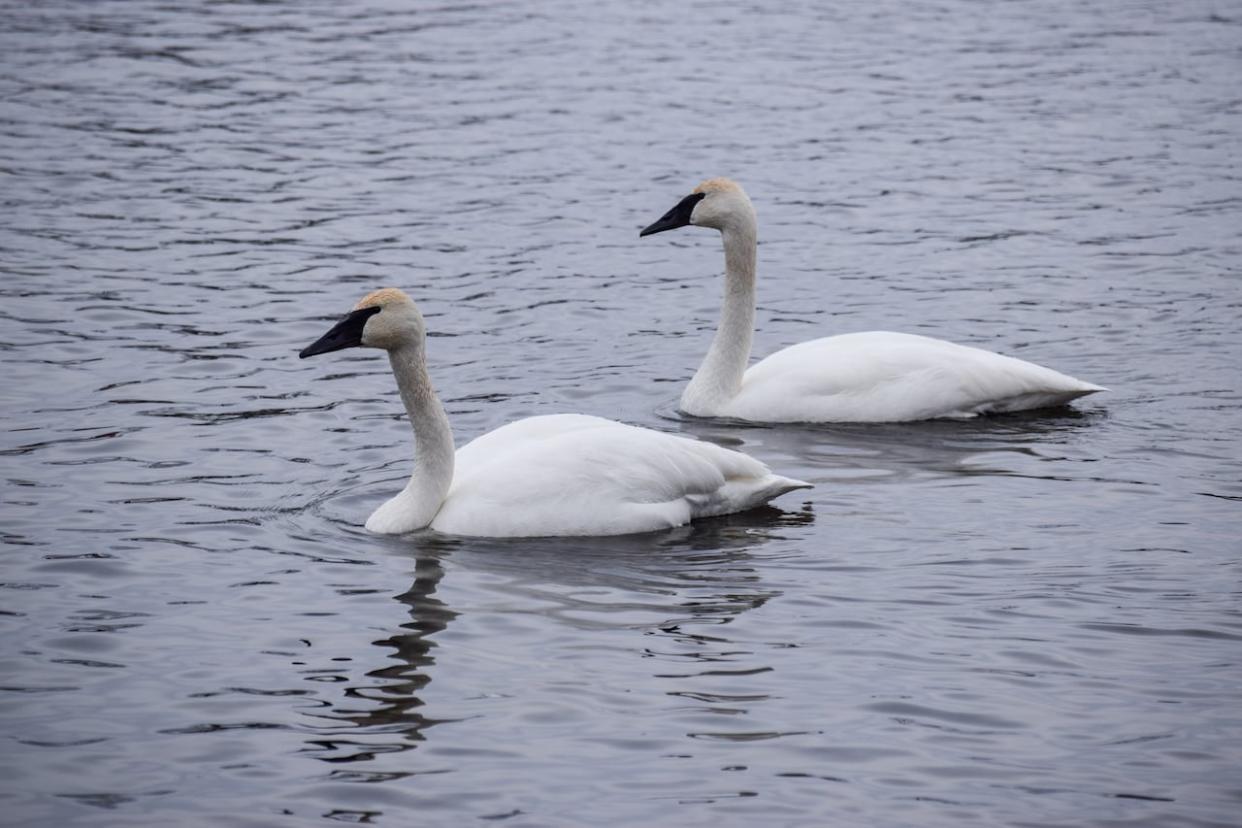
[736,332,1102,422]
[433,415,805,537]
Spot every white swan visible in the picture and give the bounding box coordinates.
[640,177,1105,422]
[299,288,810,537]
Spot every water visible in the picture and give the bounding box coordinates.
[2,0,1240,825]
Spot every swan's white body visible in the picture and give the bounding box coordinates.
[302,288,809,538]
[709,331,1102,423]
[370,412,807,537]
[642,178,1104,423]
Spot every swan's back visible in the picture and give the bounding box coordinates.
[726,332,1103,423]
[431,414,808,537]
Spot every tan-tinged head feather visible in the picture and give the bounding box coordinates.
[692,177,744,196]
[354,287,412,311]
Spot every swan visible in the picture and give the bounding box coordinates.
[299,288,810,537]
[639,177,1105,422]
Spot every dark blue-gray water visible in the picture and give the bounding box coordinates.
[2,1,1240,825]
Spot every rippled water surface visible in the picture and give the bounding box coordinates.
[3,1,1241,825]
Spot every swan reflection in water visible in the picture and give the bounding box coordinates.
[669,405,1109,485]
[300,504,814,763]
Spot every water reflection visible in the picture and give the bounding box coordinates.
[303,507,812,763]
[437,504,814,589]
[668,405,1111,482]
[303,550,457,763]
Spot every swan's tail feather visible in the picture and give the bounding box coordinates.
[747,474,811,513]
[969,380,1106,416]
[768,475,813,498]
[693,474,810,519]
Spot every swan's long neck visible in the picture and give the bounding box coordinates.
[368,343,455,533]
[682,218,757,415]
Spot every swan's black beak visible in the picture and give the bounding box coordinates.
[299,306,381,358]
[639,192,706,237]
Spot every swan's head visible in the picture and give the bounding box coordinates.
[639,177,754,237]
[299,288,426,358]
